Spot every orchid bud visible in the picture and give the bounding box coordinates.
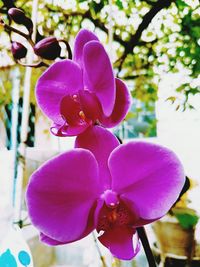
[8,8,33,34]
[8,8,26,24]
[34,37,61,60]
[11,42,27,60]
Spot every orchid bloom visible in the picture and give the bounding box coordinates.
[26,127,185,260]
[36,29,131,136]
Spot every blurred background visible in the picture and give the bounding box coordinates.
[0,0,200,266]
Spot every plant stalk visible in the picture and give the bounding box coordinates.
[137,227,157,267]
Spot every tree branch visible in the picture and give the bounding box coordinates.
[46,0,174,69]
[125,0,174,54]
[49,6,128,47]
[114,0,174,70]
[1,0,15,9]
[142,0,157,6]
[0,8,7,14]
[83,11,128,47]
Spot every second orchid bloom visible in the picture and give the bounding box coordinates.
[36,29,131,136]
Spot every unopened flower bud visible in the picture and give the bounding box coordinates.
[8,8,33,33]
[34,37,61,60]
[8,8,26,24]
[11,42,27,60]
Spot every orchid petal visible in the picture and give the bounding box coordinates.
[75,126,119,189]
[36,60,83,124]
[50,122,89,137]
[98,226,139,260]
[26,149,100,242]
[109,142,185,220]
[83,41,115,117]
[40,208,95,245]
[94,198,104,231]
[100,78,131,128]
[40,233,66,246]
[73,29,99,67]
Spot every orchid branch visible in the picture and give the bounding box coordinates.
[0,18,34,47]
[137,227,157,267]
[58,39,72,59]
[17,59,49,68]
[0,17,50,68]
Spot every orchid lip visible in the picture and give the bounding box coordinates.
[101,189,119,208]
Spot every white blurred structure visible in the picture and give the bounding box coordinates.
[156,72,200,211]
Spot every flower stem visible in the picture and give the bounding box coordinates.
[92,232,108,267]
[1,20,35,47]
[137,227,157,267]
[17,59,49,68]
[59,39,72,59]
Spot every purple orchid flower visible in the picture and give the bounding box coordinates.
[26,127,185,260]
[36,29,131,136]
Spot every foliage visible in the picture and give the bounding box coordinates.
[172,207,199,229]
[169,176,199,229]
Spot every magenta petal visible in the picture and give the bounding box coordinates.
[40,206,95,245]
[93,198,104,230]
[83,41,115,117]
[75,126,119,189]
[36,60,83,124]
[51,122,89,137]
[98,226,139,260]
[100,78,131,128]
[26,149,100,242]
[109,142,185,220]
[73,29,99,67]
[40,233,66,246]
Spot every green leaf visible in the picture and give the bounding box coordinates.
[176,0,189,10]
[116,0,123,10]
[125,111,137,120]
[166,96,176,104]
[173,208,199,229]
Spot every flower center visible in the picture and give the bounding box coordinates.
[60,89,102,128]
[101,189,119,208]
[97,191,132,232]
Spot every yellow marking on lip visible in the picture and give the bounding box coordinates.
[108,210,117,223]
[79,110,86,120]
